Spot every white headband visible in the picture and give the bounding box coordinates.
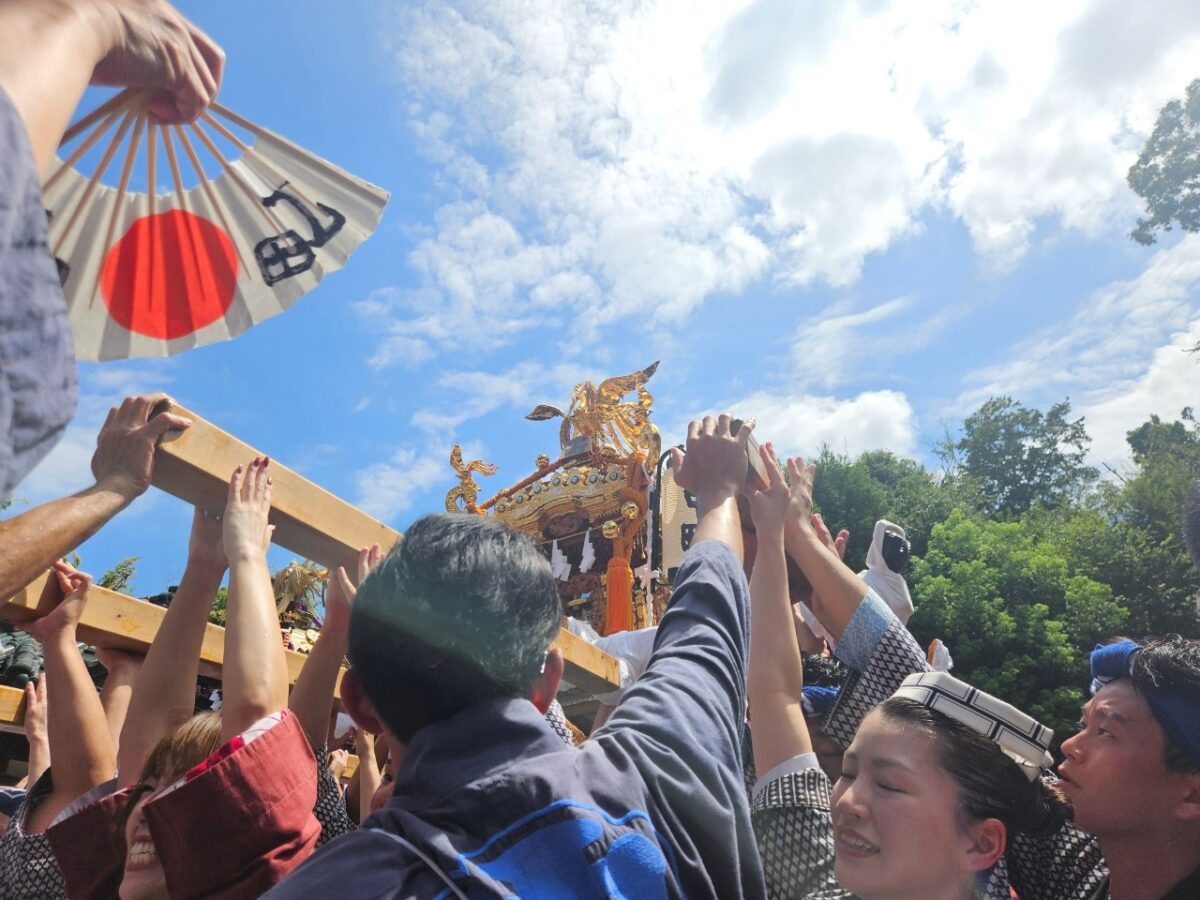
[891,672,1054,781]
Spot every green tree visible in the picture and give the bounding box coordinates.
[1128,78,1200,245]
[1050,411,1200,637]
[907,510,1126,744]
[946,397,1097,518]
[811,447,978,570]
[98,556,139,594]
[209,587,229,627]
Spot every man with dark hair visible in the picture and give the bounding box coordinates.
[268,414,766,898]
[1058,635,1200,898]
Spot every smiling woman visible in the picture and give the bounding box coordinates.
[830,692,1070,900]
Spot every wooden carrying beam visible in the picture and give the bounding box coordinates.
[151,403,622,693]
[1,573,344,697]
[0,685,25,734]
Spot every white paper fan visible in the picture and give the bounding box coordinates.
[43,90,389,360]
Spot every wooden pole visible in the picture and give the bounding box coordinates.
[150,403,622,693]
[0,573,344,699]
[0,685,25,735]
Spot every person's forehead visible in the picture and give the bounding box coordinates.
[1089,680,1155,724]
[850,709,936,768]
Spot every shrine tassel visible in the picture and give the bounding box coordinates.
[604,556,635,635]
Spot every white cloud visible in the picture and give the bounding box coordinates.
[354,446,448,522]
[693,387,920,460]
[1080,319,1200,468]
[959,235,1200,411]
[955,235,1200,466]
[410,360,599,435]
[369,0,1200,364]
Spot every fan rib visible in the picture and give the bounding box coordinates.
[187,122,287,236]
[147,125,157,217]
[202,112,323,213]
[59,88,136,147]
[45,103,129,194]
[53,108,138,257]
[173,125,252,282]
[91,114,146,310]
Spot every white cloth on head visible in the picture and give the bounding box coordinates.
[859,519,914,624]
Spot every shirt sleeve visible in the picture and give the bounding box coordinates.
[0,83,76,500]
[1005,774,1108,900]
[597,540,751,776]
[750,767,847,899]
[823,592,930,749]
[145,711,322,899]
[45,785,132,900]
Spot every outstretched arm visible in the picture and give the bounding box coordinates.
[748,445,813,776]
[21,674,50,789]
[0,395,190,602]
[116,507,226,781]
[221,457,288,742]
[24,564,114,834]
[96,648,142,755]
[290,545,381,750]
[784,458,871,643]
[0,0,224,175]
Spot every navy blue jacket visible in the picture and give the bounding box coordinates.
[266,540,763,899]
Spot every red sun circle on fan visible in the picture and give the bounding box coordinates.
[100,209,239,340]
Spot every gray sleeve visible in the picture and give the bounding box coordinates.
[751,768,848,899]
[0,84,77,500]
[1006,776,1108,900]
[824,609,930,749]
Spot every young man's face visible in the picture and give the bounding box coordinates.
[1059,680,1190,836]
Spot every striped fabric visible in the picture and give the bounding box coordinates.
[891,672,1054,780]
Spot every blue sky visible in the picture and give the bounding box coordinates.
[14,0,1200,595]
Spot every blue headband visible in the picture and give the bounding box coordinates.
[801,685,839,720]
[1090,640,1200,769]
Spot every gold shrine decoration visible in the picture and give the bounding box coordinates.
[445,443,497,514]
[526,361,662,460]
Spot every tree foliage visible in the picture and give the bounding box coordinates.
[944,397,1096,518]
[1128,78,1200,245]
[98,556,139,594]
[805,400,1200,750]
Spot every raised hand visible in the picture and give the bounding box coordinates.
[749,444,790,535]
[87,0,226,124]
[324,544,383,635]
[23,562,92,642]
[785,456,817,535]
[221,457,274,564]
[23,674,48,748]
[90,394,191,503]
[186,507,227,573]
[811,513,849,561]
[669,414,754,506]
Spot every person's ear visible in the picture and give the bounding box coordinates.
[529,648,564,714]
[1172,772,1200,822]
[963,817,1006,872]
[341,669,386,736]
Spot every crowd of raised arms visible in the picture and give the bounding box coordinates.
[2,2,1200,899]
